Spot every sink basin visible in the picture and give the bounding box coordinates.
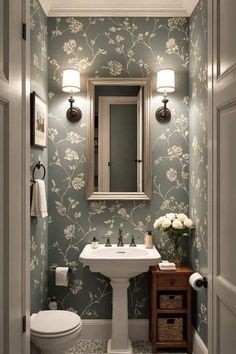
[80,244,161,354]
[79,244,161,278]
[91,247,148,258]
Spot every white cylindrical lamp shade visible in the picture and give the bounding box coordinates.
[156,69,175,93]
[62,69,81,93]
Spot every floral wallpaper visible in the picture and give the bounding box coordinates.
[29,2,208,346]
[47,16,190,319]
[30,0,48,313]
[189,0,208,345]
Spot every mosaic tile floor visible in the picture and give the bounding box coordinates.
[67,340,186,354]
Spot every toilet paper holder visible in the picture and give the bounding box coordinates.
[195,276,208,288]
[49,266,72,273]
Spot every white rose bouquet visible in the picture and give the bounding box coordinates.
[153,213,194,266]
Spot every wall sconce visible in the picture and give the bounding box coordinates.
[156,68,175,123]
[62,68,82,122]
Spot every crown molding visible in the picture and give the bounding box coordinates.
[39,0,199,17]
[184,0,199,16]
[38,0,53,16]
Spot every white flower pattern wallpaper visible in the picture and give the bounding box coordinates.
[30,0,208,346]
[30,0,48,313]
[47,14,190,320]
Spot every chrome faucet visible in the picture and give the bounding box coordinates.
[117,229,124,247]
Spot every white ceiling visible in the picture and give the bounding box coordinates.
[39,0,199,17]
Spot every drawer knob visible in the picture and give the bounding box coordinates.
[170,278,175,285]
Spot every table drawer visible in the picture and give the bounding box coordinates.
[157,276,187,288]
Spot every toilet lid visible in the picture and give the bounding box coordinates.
[31,310,82,335]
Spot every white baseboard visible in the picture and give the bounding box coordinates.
[193,329,208,354]
[80,319,149,340]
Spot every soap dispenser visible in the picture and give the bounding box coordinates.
[91,237,99,249]
[144,230,153,249]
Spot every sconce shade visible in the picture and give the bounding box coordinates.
[156,69,175,93]
[62,69,81,93]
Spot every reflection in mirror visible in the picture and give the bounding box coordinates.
[95,85,144,193]
[87,78,151,200]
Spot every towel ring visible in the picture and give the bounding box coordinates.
[32,161,46,183]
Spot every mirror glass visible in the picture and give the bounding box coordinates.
[87,78,151,200]
[95,85,144,193]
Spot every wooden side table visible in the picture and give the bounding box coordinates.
[149,266,193,353]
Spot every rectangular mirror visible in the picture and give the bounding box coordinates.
[87,78,151,200]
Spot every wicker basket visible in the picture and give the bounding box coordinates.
[157,317,183,341]
[159,294,183,309]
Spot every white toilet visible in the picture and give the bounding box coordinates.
[31,310,82,354]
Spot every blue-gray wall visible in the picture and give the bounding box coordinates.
[29,7,208,345]
[189,0,208,345]
[30,0,48,313]
[47,17,189,319]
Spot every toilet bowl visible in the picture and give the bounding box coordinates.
[31,310,82,354]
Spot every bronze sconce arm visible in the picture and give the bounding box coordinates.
[66,96,82,123]
[155,96,171,123]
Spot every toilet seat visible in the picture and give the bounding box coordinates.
[31,310,82,337]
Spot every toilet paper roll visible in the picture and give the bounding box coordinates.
[189,272,203,291]
[55,267,70,287]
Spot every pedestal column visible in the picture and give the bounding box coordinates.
[107,278,132,354]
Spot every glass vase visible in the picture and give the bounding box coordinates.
[167,233,184,267]
[168,247,183,267]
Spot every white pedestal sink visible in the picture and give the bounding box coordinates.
[79,244,161,354]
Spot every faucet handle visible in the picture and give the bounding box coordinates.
[117,229,124,246]
[129,235,136,247]
[105,237,112,247]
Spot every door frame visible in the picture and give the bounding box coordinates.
[98,96,139,192]
[207,0,236,352]
[22,0,31,352]
[0,0,30,352]
[207,0,213,352]
[4,0,31,352]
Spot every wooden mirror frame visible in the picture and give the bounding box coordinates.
[86,78,152,200]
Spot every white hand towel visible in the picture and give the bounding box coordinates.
[160,262,176,267]
[158,261,176,270]
[159,264,176,270]
[31,179,48,218]
[55,267,70,287]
